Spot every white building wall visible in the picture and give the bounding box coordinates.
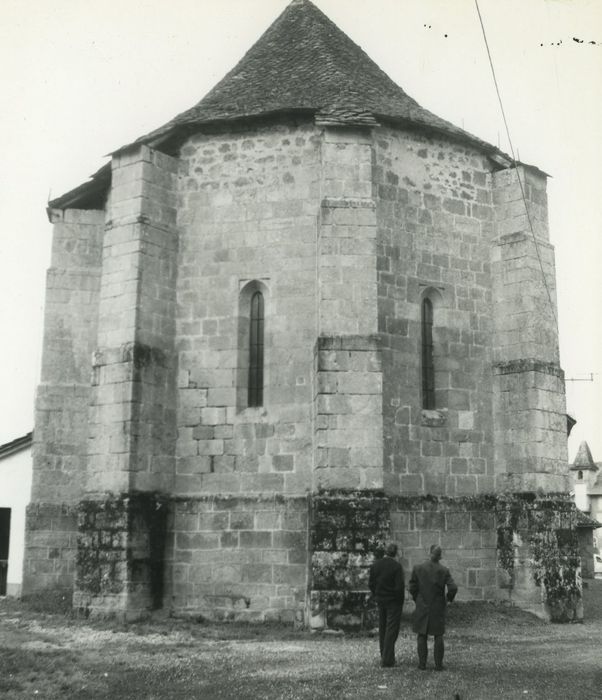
[0,446,32,595]
[574,482,589,512]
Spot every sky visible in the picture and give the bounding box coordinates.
[0,0,600,462]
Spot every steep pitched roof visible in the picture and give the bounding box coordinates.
[49,0,522,211]
[571,441,598,471]
[129,0,495,152]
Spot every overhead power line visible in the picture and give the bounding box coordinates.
[474,0,558,329]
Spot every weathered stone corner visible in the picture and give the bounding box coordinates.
[74,491,168,619]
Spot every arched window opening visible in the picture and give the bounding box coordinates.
[248,291,264,407]
[578,470,583,481]
[421,297,435,409]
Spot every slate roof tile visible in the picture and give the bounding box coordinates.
[572,441,598,470]
[130,0,495,152]
[49,0,527,210]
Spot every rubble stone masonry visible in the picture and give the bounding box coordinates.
[374,128,496,497]
[26,117,574,622]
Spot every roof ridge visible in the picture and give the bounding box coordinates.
[124,0,493,153]
[50,0,527,210]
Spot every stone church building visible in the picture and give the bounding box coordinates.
[25,0,580,624]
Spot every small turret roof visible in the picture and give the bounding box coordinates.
[571,441,598,471]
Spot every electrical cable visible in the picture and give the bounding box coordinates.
[474,0,558,328]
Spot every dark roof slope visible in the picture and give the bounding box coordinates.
[129,0,496,152]
[0,431,33,460]
[50,0,526,210]
[571,441,598,471]
[575,509,602,529]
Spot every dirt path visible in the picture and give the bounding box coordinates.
[2,586,602,700]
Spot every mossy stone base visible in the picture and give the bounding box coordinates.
[309,490,389,630]
[74,491,167,619]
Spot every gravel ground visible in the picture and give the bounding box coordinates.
[1,582,602,700]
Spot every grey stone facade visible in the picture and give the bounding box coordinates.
[24,0,579,623]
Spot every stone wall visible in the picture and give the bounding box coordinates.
[392,493,581,622]
[34,208,104,503]
[73,492,168,619]
[315,127,384,491]
[26,117,573,621]
[374,127,495,496]
[309,491,388,629]
[318,128,376,335]
[165,495,308,622]
[491,167,556,362]
[23,503,78,597]
[390,496,499,602]
[66,145,180,617]
[308,491,582,627]
[175,120,320,495]
[315,335,383,491]
[26,208,104,596]
[492,360,567,491]
[577,528,595,580]
[491,166,567,492]
[373,127,567,497]
[87,145,179,496]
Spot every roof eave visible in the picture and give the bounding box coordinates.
[119,107,525,162]
[0,431,33,460]
[576,514,602,529]
[49,106,550,212]
[112,108,319,157]
[47,163,111,217]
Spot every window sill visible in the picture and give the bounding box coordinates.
[421,409,447,427]
[235,406,268,421]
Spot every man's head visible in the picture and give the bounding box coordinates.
[430,544,442,562]
[385,543,398,558]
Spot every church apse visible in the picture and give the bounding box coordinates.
[24,0,580,624]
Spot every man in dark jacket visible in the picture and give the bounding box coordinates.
[369,542,405,668]
[409,544,458,671]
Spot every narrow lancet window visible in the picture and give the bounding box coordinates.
[421,297,435,409]
[248,291,264,407]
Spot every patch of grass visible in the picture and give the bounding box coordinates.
[18,589,74,616]
[2,587,602,699]
[0,647,86,698]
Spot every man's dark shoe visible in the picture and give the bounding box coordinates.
[434,665,445,672]
[418,664,426,670]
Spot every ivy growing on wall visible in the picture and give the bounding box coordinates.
[310,490,389,629]
[494,492,582,622]
[311,490,583,627]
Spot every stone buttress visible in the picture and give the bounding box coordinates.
[73,145,179,617]
[24,208,103,600]
[24,0,581,624]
